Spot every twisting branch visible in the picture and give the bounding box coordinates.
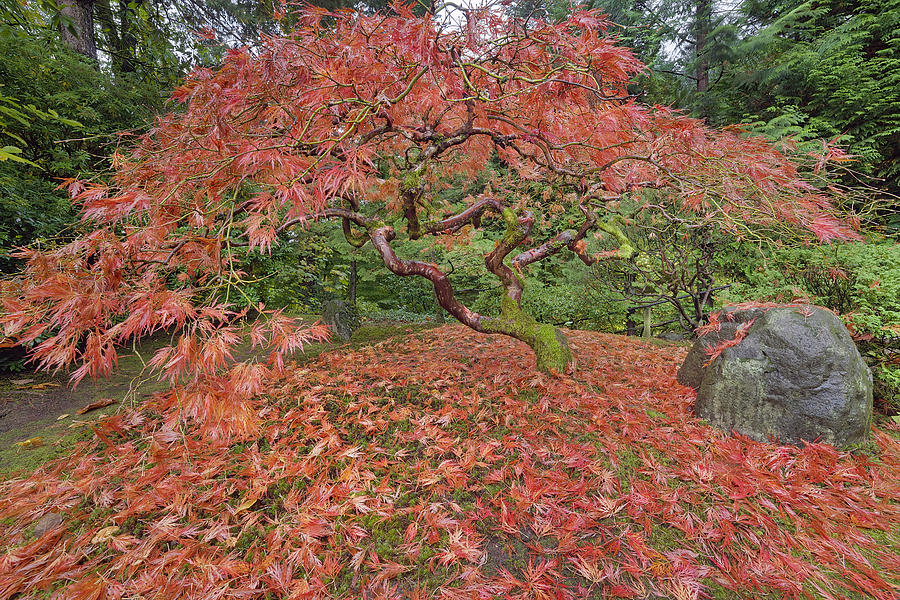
[512,205,598,269]
[569,216,636,266]
[337,188,367,247]
[423,196,505,234]
[276,208,373,236]
[342,217,368,248]
[369,226,485,330]
[484,208,534,305]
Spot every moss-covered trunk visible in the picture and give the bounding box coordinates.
[482,296,573,373]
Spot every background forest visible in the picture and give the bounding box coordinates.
[0,0,898,413]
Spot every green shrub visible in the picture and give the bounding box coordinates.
[720,240,900,414]
[0,29,164,272]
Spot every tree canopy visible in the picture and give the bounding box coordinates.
[0,3,863,428]
[0,6,897,595]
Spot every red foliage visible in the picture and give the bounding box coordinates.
[704,319,755,365]
[0,5,861,409]
[697,303,822,365]
[0,327,897,599]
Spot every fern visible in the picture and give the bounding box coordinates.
[711,0,900,196]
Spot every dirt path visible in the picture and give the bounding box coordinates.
[0,321,437,475]
[0,332,187,474]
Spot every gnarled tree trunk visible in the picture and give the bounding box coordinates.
[317,189,638,375]
[363,203,583,374]
[479,207,573,373]
[694,0,711,95]
[481,295,572,373]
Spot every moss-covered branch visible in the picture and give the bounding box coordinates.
[482,295,573,373]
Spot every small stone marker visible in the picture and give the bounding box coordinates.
[321,300,359,342]
[679,305,873,448]
[33,512,63,537]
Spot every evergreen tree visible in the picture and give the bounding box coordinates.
[711,0,900,201]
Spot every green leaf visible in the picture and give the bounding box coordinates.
[0,145,38,166]
[0,104,31,126]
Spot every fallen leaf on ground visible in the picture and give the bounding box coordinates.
[10,378,33,385]
[77,398,117,415]
[91,526,119,544]
[57,414,69,420]
[14,437,43,449]
[234,486,268,513]
[29,382,60,390]
[0,326,896,600]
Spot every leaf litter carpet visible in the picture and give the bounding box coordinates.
[0,326,897,599]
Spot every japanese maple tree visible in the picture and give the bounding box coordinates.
[1,2,860,394]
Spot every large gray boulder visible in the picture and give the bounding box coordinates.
[681,305,873,447]
[677,306,768,389]
[321,300,359,342]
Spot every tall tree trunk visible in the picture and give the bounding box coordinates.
[95,0,140,74]
[694,0,711,94]
[624,264,637,335]
[58,0,98,61]
[433,294,445,323]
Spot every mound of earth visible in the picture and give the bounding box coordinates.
[0,326,897,599]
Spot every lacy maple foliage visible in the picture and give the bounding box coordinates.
[0,3,861,390]
[0,327,896,599]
